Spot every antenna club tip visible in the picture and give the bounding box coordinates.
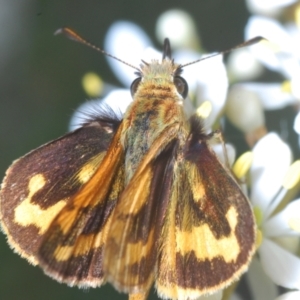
[254,36,265,42]
[248,36,267,46]
[52,27,140,71]
[54,27,82,43]
[54,28,64,36]
[256,36,266,42]
[54,27,73,37]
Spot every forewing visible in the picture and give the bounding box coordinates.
[157,139,256,299]
[0,120,119,265]
[36,122,125,287]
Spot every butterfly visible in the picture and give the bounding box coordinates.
[0,28,259,300]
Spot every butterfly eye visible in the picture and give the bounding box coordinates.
[174,76,188,99]
[130,77,142,97]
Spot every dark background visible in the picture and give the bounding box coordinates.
[0,1,252,299]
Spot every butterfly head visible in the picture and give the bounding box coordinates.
[131,38,188,99]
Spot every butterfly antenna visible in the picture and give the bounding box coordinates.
[181,36,265,68]
[55,27,140,72]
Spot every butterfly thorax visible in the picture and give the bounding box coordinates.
[121,60,188,183]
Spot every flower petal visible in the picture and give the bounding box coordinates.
[212,143,236,167]
[246,256,279,300]
[250,20,300,80]
[230,83,296,110]
[245,16,293,72]
[174,50,228,128]
[227,48,264,81]
[104,21,153,86]
[286,23,300,57]
[156,9,200,50]
[275,291,300,300]
[173,50,201,92]
[259,238,300,289]
[293,111,300,135]
[226,84,265,133]
[175,51,228,100]
[250,133,292,213]
[245,0,297,16]
[264,199,300,237]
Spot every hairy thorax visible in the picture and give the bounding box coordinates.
[121,77,188,183]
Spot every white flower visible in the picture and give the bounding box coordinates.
[275,290,300,300]
[243,14,300,147]
[243,133,300,299]
[227,47,264,81]
[104,20,155,87]
[226,83,265,133]
[245,15,300,84]
[232,82,296,110]
[155,9,200,50]
[245,0,298,17]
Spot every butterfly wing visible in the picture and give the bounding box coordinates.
[36,122,125,286]
[156,129,256,299]
[0,118,120,265]
[104,126,179,294]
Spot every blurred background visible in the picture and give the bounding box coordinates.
[1,1,299,299]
